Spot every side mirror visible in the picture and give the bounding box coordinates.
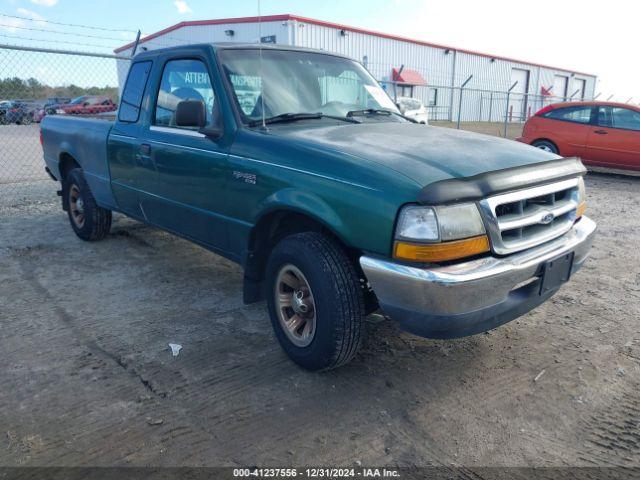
[176,100,206,128]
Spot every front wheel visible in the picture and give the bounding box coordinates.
[532,139,558,154]
[63,168,112,241]
[266,232,365,371]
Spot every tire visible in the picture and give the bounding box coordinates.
[532,139,558,154]
[265,232,365,371]
[63,168,112,241]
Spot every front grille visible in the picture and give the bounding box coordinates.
[478,178,581,255]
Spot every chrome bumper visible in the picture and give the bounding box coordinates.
[360,216,596,339]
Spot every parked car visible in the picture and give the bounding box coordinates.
[0,100,35,125]
[397,96,429,124]
[0,101,9,124]
[34,97,72,122]
[41,44,596,370]
[55,95,117,116]
[518,101,640,171]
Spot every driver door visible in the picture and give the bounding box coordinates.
[139,57,231,252]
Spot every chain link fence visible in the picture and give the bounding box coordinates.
[0,44,128,206]
[379,79,599,139]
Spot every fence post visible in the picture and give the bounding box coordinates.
[569,89,580,101]
[131,30,142,57]
[393,64,404,104]
[478,94,483,122]
[488,92,493,122]
[456,75,473,129]
[504,81,518,138]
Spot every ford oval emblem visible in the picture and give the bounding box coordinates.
[540,212,555,225]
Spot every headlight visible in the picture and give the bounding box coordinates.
[395,204,485,242]
[437,204,487,241]
[394,203,490,262]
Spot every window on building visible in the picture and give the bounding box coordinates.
[154,59,217,129]
[398,85,413,97]
[428,88,438,107]
[543,105,593,124]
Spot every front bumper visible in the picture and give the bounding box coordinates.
[360,216,596,339]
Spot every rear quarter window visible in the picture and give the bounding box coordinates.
[119,61,153,123]
[542,106,593,124]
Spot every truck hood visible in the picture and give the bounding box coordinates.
[268,122,559,187]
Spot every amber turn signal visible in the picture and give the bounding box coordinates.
[394,235,490,262]
[576,201,586,218]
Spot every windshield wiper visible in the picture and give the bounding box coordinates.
[248,112,360,127]
[346,108,417,123]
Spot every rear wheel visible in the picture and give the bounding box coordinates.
[266,232,365,371]
[532,139,558,154]
[63,168,112,241]
[23,113,33,125]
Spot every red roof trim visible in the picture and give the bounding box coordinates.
[392,67,428,86]
[114,14,595,76]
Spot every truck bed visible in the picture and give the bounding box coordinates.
[41,115,116,209]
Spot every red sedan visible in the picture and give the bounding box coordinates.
[517,101,640,171]
[56,96,117,116]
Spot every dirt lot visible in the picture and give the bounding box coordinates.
[431,121,524,140]
[1,169,639,469]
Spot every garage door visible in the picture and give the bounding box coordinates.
[554,75,568,100]
[509,68,530,122]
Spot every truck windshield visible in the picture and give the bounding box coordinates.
[218,48,402,124]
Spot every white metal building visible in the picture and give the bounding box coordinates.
[114,14,597,122]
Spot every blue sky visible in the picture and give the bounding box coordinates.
[0,0,636,99]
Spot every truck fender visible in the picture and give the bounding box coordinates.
[252,188,348,245]
[57,141,82,178]
[242,188,350,304]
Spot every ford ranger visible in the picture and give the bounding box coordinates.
[41,44,596,370]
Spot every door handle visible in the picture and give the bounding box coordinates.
[139,143,151,155]
[593,130,608,135]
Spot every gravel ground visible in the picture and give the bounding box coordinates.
[0,171,638,468]
[431,121,524,140]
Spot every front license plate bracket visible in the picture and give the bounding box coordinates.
[540,252,575,295]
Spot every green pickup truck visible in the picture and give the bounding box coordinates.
[41,44,596,370]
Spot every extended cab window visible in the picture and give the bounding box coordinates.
[119,61,152,123]
[155,59,217,129]
[543,106,593,124]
